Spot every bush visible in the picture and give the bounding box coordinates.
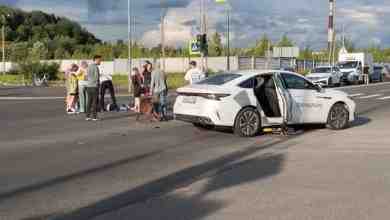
[17,62,60,80]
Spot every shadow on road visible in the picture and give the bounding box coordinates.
[0,150,164,202]
[350,116,371,128]
[53,142,286,220]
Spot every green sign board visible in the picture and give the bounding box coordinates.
[189,39,201,55]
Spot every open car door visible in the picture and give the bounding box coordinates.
[273,72,294,124]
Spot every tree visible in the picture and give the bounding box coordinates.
[8,42,29,62]
[277,34,294,47]
[208,32,223,57]
[29,41,48,61]
[251,34,272,57]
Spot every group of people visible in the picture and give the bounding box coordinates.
[65,55,118,121]
[65,57,205,122]
[130,61,168,122]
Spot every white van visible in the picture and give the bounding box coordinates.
[338,53,374,84]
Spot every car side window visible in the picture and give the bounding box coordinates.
[239,77,256,89]
[281,73,316,90]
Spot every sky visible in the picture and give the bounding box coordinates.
[1,0,390,49]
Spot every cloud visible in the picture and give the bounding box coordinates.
[4,0,390,48]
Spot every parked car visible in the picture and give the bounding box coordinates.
[306,66,343,87]
[370,65,384,83]
[174,70,356,137]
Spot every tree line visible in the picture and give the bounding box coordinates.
[2,5,390,63]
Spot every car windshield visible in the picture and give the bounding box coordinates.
[313,68,332,73]
[338,62,358,69]
[197,73,241,85]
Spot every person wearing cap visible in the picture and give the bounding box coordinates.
[185,61,205,85]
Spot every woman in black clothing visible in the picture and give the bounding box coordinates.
[142,61,152,95]
[131,67,143,113]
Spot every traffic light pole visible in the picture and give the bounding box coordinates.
[200,0,208,74]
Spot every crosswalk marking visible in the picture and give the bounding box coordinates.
[359,94,383,99]
[349,93,364,97]
[377,96,390,100]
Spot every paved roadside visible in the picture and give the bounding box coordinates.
[91,103,390,220]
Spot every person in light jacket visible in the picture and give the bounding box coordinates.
[85,55,102,121]
[150,61,168,121]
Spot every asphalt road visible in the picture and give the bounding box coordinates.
[0,83,389,220]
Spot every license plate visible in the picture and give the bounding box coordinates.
[183,96,197,104]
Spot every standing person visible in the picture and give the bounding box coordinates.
[65,64,79,114]
[150,61,168,121]
[85,55,102,121]
[131,67,143,113]
[99,66,118,111]
[142,61,152,96]
[184,61,205,85]
[77,61,89,113]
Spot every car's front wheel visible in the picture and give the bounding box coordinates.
[234,107,261,137]
[327,103,350,130]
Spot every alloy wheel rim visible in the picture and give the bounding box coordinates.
[330,105,348,129]
[239,110,259,136]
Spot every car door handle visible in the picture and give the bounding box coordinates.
[316,96,332,100]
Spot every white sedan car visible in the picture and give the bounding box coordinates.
[306,66,343,87]
[174,70,356,137]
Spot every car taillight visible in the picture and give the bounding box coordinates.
[178,92,230,101]
[204,93,230,101]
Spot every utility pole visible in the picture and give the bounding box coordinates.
[328,0,336,65]
[226,7,230,71]
[1,14,8,75]
[128,0,132,69]
[160,0,166,72]
[128,0,132,93]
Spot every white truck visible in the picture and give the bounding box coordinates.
[338,53,374,84]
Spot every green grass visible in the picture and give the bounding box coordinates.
[0,75,29,85]
[112,73,188,90]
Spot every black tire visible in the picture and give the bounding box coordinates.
[327,103,350,130]
[234,107,261,137]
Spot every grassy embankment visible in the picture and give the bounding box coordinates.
[0,73,188,89]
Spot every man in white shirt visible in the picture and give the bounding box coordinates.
[185,61,206,84]
[99,66,118,111]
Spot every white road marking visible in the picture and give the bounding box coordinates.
[0,97,64,100]
[348,93,364,97]
[377,96,390,100]
[359,94,383,99]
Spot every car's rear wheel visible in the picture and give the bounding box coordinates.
[327,103,350,130]
[234,107,261,137]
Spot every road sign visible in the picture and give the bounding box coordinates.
[189,39,201,55]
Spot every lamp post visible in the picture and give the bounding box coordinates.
[1,14,9,75]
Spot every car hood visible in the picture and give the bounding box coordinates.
[307,73,332,79]
[321,88,349,98]
[339,68,356,73]
[177,84,232,94]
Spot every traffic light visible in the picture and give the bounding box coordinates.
[196,34,208,55]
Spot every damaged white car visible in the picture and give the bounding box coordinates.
[174,70,356,137]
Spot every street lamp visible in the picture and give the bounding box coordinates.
[1,14,10,75]
[216,0,231,71]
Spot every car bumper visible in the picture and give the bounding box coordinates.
[174,114,214,125]
[173,96,235,127]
